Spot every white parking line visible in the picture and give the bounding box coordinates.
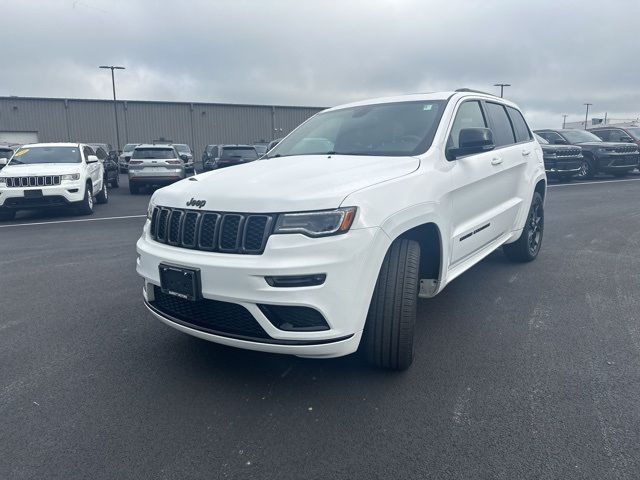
[548,177,640,188]
[0,214,146,228]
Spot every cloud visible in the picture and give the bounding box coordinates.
[3,0,640,128]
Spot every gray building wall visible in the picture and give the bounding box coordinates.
[0,96,324,158]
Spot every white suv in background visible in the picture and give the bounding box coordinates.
[136,89,546,370]
[0,143,108,221]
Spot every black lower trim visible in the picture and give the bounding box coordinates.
[3,195,71,209]
[145,299,353,346]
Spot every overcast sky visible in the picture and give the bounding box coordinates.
[3,0,640,128]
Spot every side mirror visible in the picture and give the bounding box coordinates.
[448,128,495,159]
[180,154,189,162]
[553,138,568,145]
[0,158,8,166]
[87,155,99,163]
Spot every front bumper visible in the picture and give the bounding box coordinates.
[0,183,85,209]
[136,224,390,358]
[598,152,640,172]
[544,157,583,175]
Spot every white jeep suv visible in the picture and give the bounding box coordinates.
[0,143,108,221]
[136,90,546,370]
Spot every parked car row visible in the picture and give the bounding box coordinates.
[534,128,640,181]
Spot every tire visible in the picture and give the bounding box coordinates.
[129,182,140,195]
[503,191,544,263]
[363,238,421,370]
[76,183,94,215]
[110,173,120,188]
[576,156,595,180]
[96,179,108,204]
[0,209,15,221]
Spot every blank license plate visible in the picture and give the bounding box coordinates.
[24,189,43,198]
[159,264,200,301]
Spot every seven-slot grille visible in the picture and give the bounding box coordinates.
[613,145,639,154]
[556,148,582,158]
[150,206,274,254]
[5,176,61,187]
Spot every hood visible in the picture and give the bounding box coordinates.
[575,141,636,149]
[541,144,579,152]
[0,163,81,176]
[153,154,420,212]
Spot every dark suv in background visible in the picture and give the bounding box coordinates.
[534,133,583,182]
[534,129,639,179]
[589,126,640,151]
[201,145,259,171]
[0,144,18,170]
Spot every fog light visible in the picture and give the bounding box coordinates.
[265,274,326,288]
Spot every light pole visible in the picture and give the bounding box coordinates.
[99,65,125,150]
[494,83,511,98]
[562,114,568,129]
[583,103,592,130]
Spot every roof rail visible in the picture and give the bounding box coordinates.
[455,88,497,97]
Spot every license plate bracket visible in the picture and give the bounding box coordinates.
[24,189,43,198]
[159,264,201,301]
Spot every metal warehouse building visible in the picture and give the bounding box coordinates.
[0,96,324,157]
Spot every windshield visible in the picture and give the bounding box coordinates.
[123,144,138,153]
[9,146,81,165]
[534,133,549,145]
[174,144,190,153]
[267,100,446,158]
[626,127,640,139]
[221,147,258,160]
[132,148,176,159]
[561,130,602,144]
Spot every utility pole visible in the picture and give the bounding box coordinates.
[493,83,511,98]
[583,103,592,130]
[562,114,568,129]
[99,65,125,150]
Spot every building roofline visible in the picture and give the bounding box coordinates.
[0,95,326,111]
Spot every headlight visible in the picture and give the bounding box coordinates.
[61,173,80,181]
[0,177,6,185]
[274,207,357,237]
[147,199,156,220]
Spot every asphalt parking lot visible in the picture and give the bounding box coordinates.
[1,175,640,480]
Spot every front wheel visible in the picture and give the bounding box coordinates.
[96,180,108,204]
[363,238,421,370]
[503,191,544,263]
[76,183,94,215]
[575,157,595,180]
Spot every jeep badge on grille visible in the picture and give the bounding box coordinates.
[186,198,206,208]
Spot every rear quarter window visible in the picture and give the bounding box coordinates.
[507,107,532,143]
[485,102,516,147]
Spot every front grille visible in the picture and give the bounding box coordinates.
[5,176,61,188]
[151,286,270,340]
[613,146,638,154]
[150,206,274,254]
[556,149,582,159]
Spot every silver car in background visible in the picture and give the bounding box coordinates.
[127,144,185,194]
[173,144,195,173]
[119,143,140,173]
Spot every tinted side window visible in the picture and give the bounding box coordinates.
[607,129,628,142]
[507,107,532,143]
[537,131,564,144]
[83,146,94,160]
[96,148,107,160]
[486,103,516,147]
[448,101,487,149]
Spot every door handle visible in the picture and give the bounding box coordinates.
[491,157,503,166]
[522,149,531,156]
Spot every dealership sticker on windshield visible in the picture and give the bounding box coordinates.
[14,149,28,157]
[423,104,433,111]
